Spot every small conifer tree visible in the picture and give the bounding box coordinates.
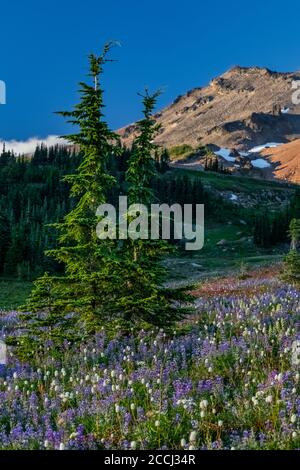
[115,91,191,326]
[282,218,300,285]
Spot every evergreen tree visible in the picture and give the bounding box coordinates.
[45,43,123,334]
[15,273,78,359]
[126,90,160,206]
[282,218,300,285]
[253,212,272,248]
[155,148,170,173]
[116,90,190,326]
[288,218,300,250]
[0,214,11,274]
[15,43,122,353]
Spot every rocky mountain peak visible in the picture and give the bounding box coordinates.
[118,65,300,151]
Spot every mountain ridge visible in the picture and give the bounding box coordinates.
[118,65,300,151]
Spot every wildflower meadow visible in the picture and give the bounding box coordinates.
[0,276,299,450]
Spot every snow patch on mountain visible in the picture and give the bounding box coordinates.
[214,148,236,162]
[248,142,283,153]
[251,158,271,168]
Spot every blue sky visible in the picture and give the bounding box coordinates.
[1,0,300,150]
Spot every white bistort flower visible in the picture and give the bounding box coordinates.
[189,431,197,443]
[291,414,297,424]
[200,399,208,410]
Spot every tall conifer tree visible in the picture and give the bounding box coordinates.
[15,44,121,355]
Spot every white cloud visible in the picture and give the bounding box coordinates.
[0,135,69,155]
